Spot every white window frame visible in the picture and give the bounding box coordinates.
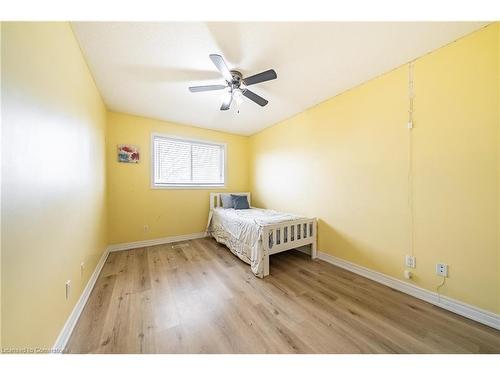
[150,133,227,190]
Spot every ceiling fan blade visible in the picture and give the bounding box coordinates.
[220,93,232,111]
[243,69,277,86]
[188,84,227,93]
[243,89,268,107]
[209,54,233,83]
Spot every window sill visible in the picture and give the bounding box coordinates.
[151,184,226,190]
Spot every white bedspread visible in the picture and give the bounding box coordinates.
[208,207,305,277]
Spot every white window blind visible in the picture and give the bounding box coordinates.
[152,135,225,188]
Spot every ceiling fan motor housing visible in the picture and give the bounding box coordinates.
[188,54,276,109]
[230,70,243,88]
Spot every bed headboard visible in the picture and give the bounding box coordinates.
[210,192,251,210]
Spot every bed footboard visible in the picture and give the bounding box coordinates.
[261,218,317,277]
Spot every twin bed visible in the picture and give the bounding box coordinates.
[207,192,317,277]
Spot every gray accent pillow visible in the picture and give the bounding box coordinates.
[231,194,250,210]
[220,194,234,208]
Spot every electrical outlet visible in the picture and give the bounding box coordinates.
[65,280,71,300]
[436,263,448,277]
[405,255,416,268]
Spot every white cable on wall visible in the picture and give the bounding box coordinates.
[407,62,447,299]
[407,62,415,258]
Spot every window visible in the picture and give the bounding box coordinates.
[152,134,225,188]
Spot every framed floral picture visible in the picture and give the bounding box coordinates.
[117,144,140,163]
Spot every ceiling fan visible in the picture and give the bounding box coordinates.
[188,54,277,111]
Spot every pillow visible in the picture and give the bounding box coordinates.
[231,194,250,210]
[220,194,234,208]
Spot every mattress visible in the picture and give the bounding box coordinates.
[208,207,305,277]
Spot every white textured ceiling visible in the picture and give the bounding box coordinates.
[72,22,488,135]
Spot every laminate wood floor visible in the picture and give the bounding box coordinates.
[66,238,500,353]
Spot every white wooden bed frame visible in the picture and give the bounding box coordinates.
[208,192,317,277]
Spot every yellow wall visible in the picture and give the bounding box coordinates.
[1,21,499,351]
[1,22,107,349]
[497,23,500,314]
[0,21,3,346]
[106,112,249,244]
[497,24,500,311]
[249,24,500,314]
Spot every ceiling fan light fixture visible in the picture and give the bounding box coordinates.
[233,89,244,106]
[221,90,232,105]
[189,54,277,111]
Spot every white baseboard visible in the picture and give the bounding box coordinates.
[318,251,500,331]
[107,232,207,252]
[52,231,207,352]
[52,246,110,352]
[54,240,498,352]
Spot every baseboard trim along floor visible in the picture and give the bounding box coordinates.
[318,251,500,331]
[53,235,499,352]
[107,232,207,252]
[52,246,110,352]
[52,232,208,351]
